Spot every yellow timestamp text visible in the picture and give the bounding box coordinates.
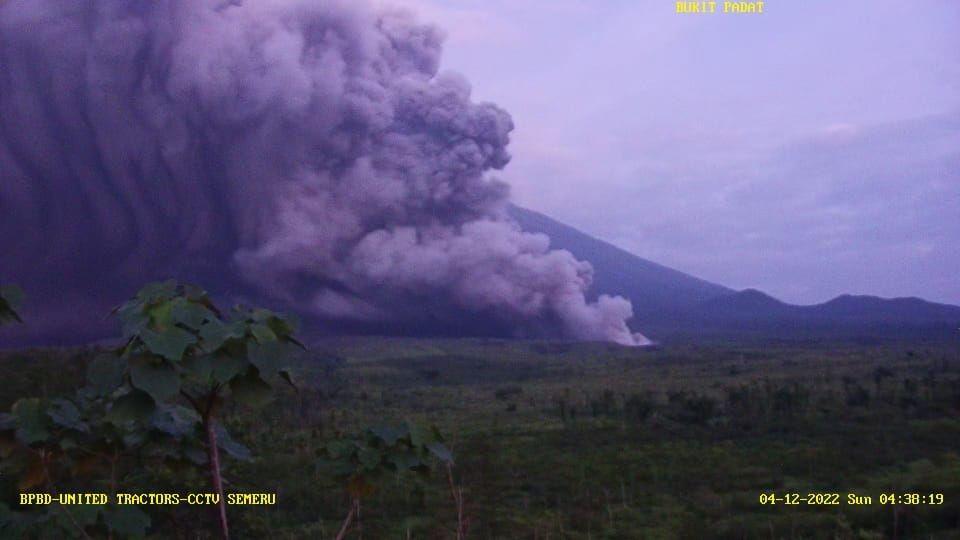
[19,492,277,506]
[759,493,945,506]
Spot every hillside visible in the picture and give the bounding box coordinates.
[2,205,956,347]
[510,205,960,341]
[507,205,733,318]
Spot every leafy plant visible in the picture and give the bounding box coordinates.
[1,280,471,538]
[111,280,303,539]
[0,355,183,537]
[0,281,305,539]
[319,421,458,539]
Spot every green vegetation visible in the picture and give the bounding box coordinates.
[0,283,455,539]
[1,283,959,538]
[110,280,304,538]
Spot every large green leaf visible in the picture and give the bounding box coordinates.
[129,356,180,402]
[151,405,199,438]
[103,505,150,537]
[268,312,300,336]
[229,370,273,408]
[215,424,252,461]
[48,399,88,433]
[107,390,156,425]
[181,353,214,383]
[140,328,196,362]
[278,368,298,391]
[198,319,245,353]
[248,308,276,323]
[116,302,149,337]
[408,422,436,448]
[370,425,407,446]
[136,280,177,303]
[169,298,215,330]
[211,353,248,385]
[426,442,454,464]
[182,283,210,302]
[250,323,277,343]
[11,398,49,445]
[247,341,291,378]
[147,300,174,330]
[86,354,126,396]
[123,428,148,449]
[183,443,208,466]
[388,451,423,471]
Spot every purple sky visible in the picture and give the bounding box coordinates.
[386,0,960,305]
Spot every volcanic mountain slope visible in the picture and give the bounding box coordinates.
[510,205,960,341]
[507,206,733,318]
[2,204,956,346]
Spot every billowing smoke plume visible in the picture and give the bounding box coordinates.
[0,0,649,346]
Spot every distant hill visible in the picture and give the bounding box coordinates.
[3,204,956,347]
[510,205,960,342]
[696,288,797,321]
[811,294,960,324]
[695,288,960,324]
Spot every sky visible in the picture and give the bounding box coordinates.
[384,0,960,306]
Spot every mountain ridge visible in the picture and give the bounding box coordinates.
[507,205,734,317]
[2,205,956,347]
[509,205,960,341]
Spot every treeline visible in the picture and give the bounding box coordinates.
[0,282,462,539]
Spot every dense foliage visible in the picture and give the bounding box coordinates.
[0,282,456,539]
[1,282,958,537]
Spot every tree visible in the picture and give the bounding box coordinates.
[112,280,303,539]
[2,281,302,539]
[1,280,460,538]
[319,422,457,540]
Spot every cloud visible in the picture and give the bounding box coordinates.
[404,0,960,305]
[609,114,960,304]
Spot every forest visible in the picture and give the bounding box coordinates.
[1,283,958,538]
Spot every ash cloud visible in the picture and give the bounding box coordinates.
[0,0,649,346]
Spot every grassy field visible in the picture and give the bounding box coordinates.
[2,337,960,538]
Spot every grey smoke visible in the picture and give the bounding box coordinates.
[0,0,649,346]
